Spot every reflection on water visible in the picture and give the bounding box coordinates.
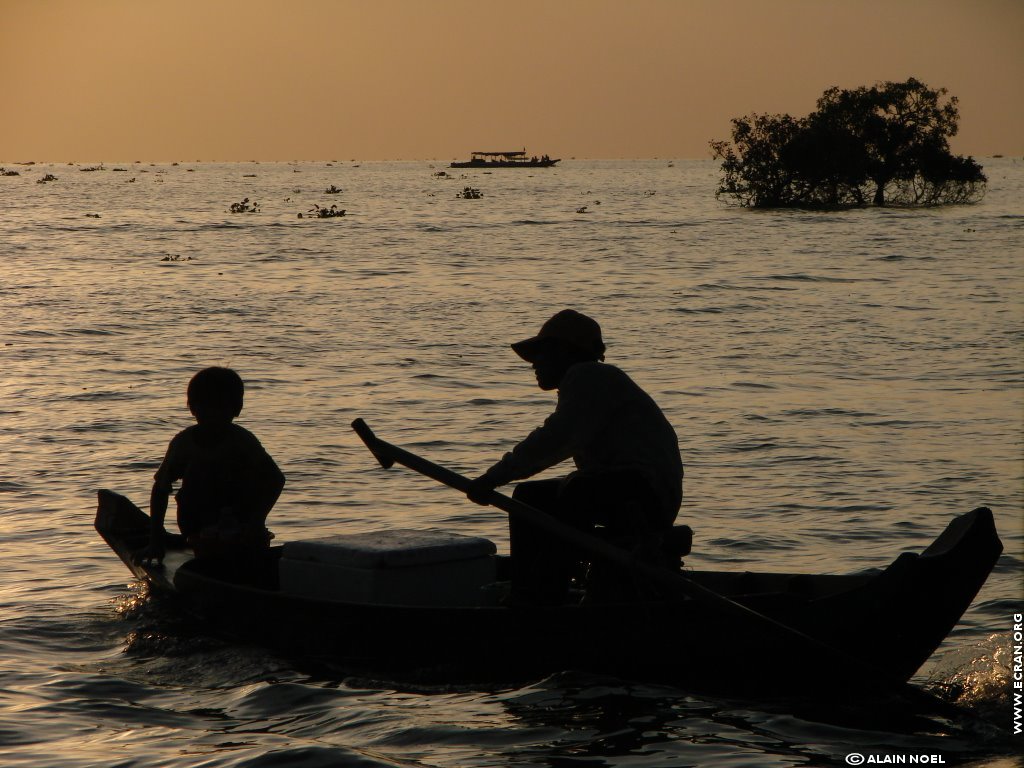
[0,160,1020,766]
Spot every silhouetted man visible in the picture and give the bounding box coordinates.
[467,309,683,604]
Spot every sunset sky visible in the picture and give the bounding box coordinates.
[1,0,1021,162]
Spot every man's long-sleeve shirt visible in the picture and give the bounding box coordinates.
[481,361,683,520]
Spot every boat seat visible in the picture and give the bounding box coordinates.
[589,524,693,570]
[666,525,693,561]
[578,524,693,603]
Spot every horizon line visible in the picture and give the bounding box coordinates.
[1,156,717,164]
[3,153,1012,166]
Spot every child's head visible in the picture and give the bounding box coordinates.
[187,367,244,423]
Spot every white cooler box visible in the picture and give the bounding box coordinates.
[280,529,497,606]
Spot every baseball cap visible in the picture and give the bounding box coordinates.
[511,309,606,362]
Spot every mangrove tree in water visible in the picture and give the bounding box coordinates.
[710,78,986,209]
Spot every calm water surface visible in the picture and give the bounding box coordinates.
[0,159,1021,766]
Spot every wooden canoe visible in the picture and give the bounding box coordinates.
[95,489,1001,693]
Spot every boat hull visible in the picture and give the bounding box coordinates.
[449,159,560,168]
[95,490,1001,692]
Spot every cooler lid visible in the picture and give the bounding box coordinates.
[282,528,496,568]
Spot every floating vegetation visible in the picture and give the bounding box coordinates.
[299,204,346,219]
[127,178,136,183]
[458,186,483,199]
[0,167,20,176]
[576,206,588,214]
[242,173,257,178]
[160,254,193,262]
[85,213,101,219]
[644,190,657,196]
[324,185,342,194]
[80,165,105,172]
[229,198,260,213]
[37,174,58,184]
[432,170,449,178]
[112,168,128,172]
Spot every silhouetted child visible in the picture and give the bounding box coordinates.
[138,367,285,572]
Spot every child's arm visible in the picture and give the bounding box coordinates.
[136,438,181,564]
[251,453,285,525]
[135,482,170,565]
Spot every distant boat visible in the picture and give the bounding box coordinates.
[451,150,560,169]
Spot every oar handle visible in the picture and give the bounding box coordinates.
[352,418,396,470]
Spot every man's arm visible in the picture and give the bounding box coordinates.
[468,369,596,504]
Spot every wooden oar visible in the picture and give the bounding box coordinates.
[350,418,963,716]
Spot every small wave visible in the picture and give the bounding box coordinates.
[991,554,1022,572]
[757,273,887,284]
[191,222,247,231]
[699,282,799,293]
[292,456,342,467]
[674,306,724,314]
[784,407,878,419]
[675,303,760,315]
[830,503,895,513]
[927,634,1020,745]
[872,254,934,262]
[706,536,797,550]
[724,440,780,452]
[234,745,403,768]
[118,460,160,471]
[67,421,128,433]
[607,218,661,226]
[769,454,845,464]
[858,419,922,427]
[66,390,138,402]
[65,328,117,336]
